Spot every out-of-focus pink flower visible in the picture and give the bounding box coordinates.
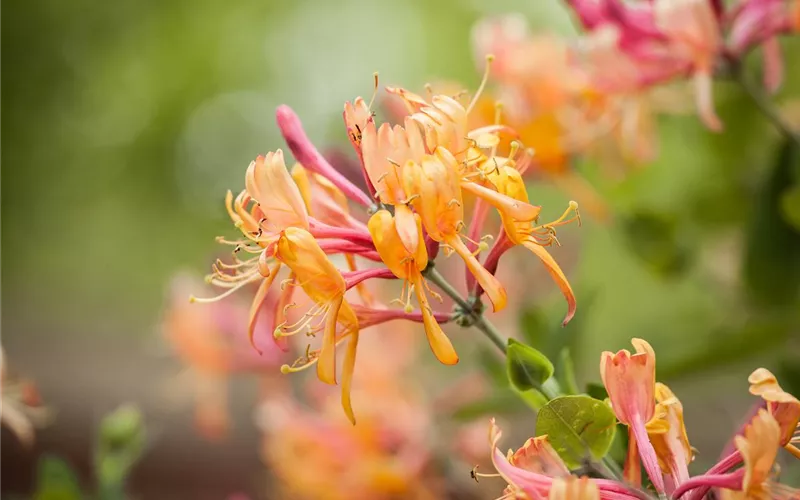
[0,347,52,447]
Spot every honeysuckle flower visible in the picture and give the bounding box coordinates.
[403,148,508,312]
[646,383,693,492]
[507,435,571,478]
[0,347,51,448]
[270,227,360,423]
[600,338,665,493]
[748,368,800,457]
[721,409,799,500]
[484,163,579,324]
[486,419,642,500]
[368,208,458,365]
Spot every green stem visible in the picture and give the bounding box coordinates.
[425,267,507,353]
[734,64,800,147]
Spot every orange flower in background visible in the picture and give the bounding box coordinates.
[748,368,800,458]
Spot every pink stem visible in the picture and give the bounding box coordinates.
[276,105,373,208]
[630,415,665,494]
[673,471,744,500]
[474,230,513,297]
[683,451,743,500]
[465,198,490,292]
[343,267,395,289]
[309,221,374,247]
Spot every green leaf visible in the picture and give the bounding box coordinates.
[743,140,800,308]
[506,339,555,392]
[556,348,579,395]
[535,395,617,469]
[585,383,608,401]
[33,455,83,500]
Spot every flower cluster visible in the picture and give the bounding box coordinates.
[196,79,580,423]
[484,339,800,500]
[470,0,800,176]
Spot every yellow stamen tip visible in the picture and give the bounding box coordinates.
[188,295,197,303]
[280,364,292,375]
[569,200,579,210]
[485,54,495,63]
[404,304,414,314]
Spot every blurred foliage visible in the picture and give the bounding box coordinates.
[31,406,145,500]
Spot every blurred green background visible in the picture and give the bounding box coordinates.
[3,0,800,497]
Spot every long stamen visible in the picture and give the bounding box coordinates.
[466,54,494,115]
[367,72,379,110]
[189,275,259,303]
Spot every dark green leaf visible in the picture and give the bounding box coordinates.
[585,383,608,401]
[506,339,555,391]
[743,140,800,308]
[535,395,617,469]
[33,455,83,500]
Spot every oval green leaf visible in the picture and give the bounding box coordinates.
[535,395,617,469]
[506,339,554,391]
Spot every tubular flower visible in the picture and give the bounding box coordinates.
[646,383,693,491]
[485,163,579,324]
[403,148,508,312]
[722,409,799,500]
[748,368,800,457]
[368,209,458,365]
[600,338,665,494]
[485,419,641,500]
[271,227,360,424]
[360,115,427,255]
[508,436,571,478]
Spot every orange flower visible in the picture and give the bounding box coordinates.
[646,383,693,488]
[403,148,508,312]
[508,436,570,478]
[360,116,426,255]
[367,209,458,365]
[271,227,360,423]
[748,368,800,458]
[486,164,579,324]
[722,409,794,500]
[600,338,665,493]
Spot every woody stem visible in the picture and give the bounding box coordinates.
[425,267,507,353]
